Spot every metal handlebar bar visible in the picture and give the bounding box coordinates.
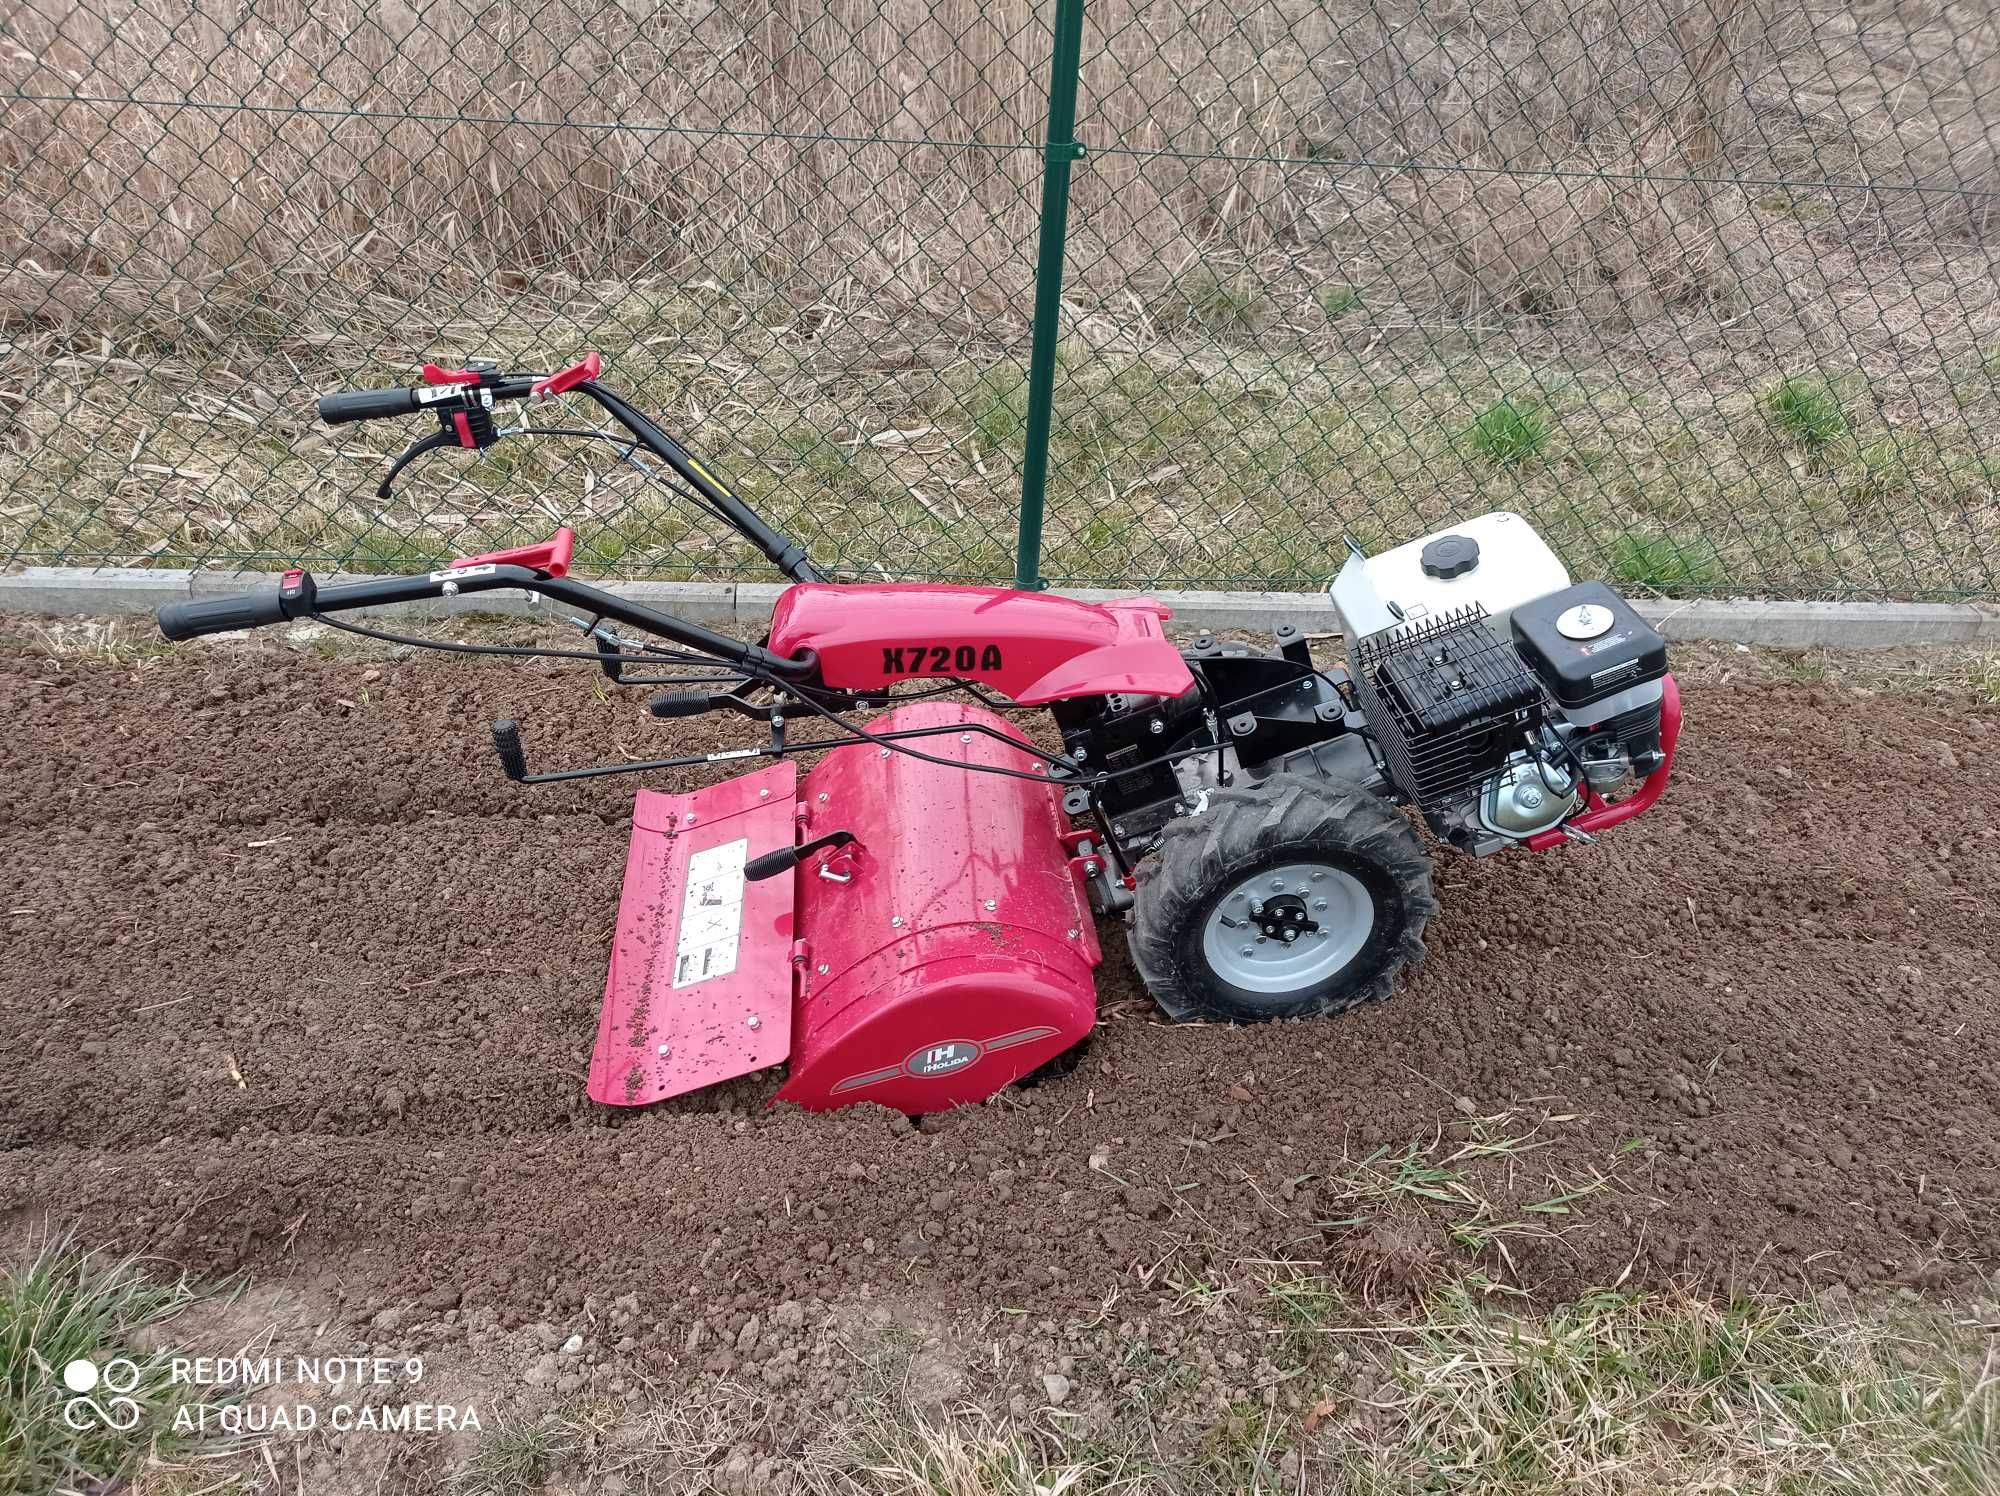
[156,561,820,681]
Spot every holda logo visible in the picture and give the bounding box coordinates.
[61,1358,143,1431]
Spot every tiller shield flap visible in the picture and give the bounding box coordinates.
[587,761,798,1106]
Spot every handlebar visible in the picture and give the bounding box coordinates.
[317,387,423,424]
[158,590,288,641]
[152,559,821,681]
[315,360,580,428]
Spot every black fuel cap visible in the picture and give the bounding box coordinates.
[1420,533,1480,579]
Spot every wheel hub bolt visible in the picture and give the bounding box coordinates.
[1283,929,1298,943]
[1314,899,1327,911]
[1271,878,1285,890]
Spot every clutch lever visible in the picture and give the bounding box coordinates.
[376,427,457,501]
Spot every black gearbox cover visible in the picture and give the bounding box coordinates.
[1510,581,1667,709]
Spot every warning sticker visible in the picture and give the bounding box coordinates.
[672,837,748,989]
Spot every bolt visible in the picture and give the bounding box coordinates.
[1240,944,1253,956]
[959,733,972,743]
[1112,823,1126,837]
[1271,878,1285,891]
[1283,929,1298,943]
[758,787,769,798]
[1249,898,1264,916]
[1084,860,1099,875]
[746,1014,762,1029]
[1315,929,1328,939]
[684,814,696,825]
[817,792,828,802]
[1149,719,1164,734]
[1067,928,1079,939]
[441,580,459,597]
[816,963,829,974]
[656,1043,671,1057]
[1311,871,1326,881]
[983,899,997,912]
[1314,899,1328,912]
[1289,909,1302,921]
[1256,936,1267,944]
[879,747,890,758]
[1074,747,1088,761]
[891,916,904,928]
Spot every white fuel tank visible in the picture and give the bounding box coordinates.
[1329,512,1570,640]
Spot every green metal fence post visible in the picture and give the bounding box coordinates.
[1014,0,1087,592]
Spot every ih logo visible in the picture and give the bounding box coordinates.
[61,1357,143,1430]
[907,1040,980,1077]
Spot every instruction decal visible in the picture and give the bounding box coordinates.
[672,837,748,989]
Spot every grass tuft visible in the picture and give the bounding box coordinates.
[1608,532,1724,589]
[1970,653,2000,705]
[1469,399,1549,465]
[1319,284,1362,319]
[1154,267,1267,339]
[0,1232,218,1493]
[1764,376,1850,455]
[454,1416,577,1496]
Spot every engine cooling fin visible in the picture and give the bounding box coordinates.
[1352,605,1545,806]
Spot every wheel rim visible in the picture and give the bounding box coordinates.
[1200,862,1375,996]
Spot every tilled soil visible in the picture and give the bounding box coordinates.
[3,631,1998,1445]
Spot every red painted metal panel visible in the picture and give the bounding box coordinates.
[765,582,1194,704]
[588,761,799,1105]
[778,701,1099,1112]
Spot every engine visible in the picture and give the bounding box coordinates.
[1331,515,1670,854]
[1053,511,1671,870]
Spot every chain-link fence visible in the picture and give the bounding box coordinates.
[3,0,1996,598]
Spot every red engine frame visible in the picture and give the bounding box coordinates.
[1525,674,1682,852]
[767,583,1195,704]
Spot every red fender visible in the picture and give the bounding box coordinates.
[766,583,1194,705]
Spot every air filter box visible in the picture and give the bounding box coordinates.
[1510,582,1667,715]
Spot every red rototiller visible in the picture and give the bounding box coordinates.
[158,356,1681,1114]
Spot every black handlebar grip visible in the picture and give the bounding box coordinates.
[647,690,720,719]
[491,719,528,782]
[743,845,802,882]
[157,591,287,641]
[317,387,422,424]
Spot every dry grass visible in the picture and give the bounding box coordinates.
[450,1289,2000,1495]
[16,1190,1997,1495]
[2,0,1998,595]
[1350,1286,2000,1494]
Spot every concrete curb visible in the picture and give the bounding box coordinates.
[3,567,1997,649]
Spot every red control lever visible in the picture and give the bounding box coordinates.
[532,352,602,399]
[451,527,576,579]
[420,362,481,386]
